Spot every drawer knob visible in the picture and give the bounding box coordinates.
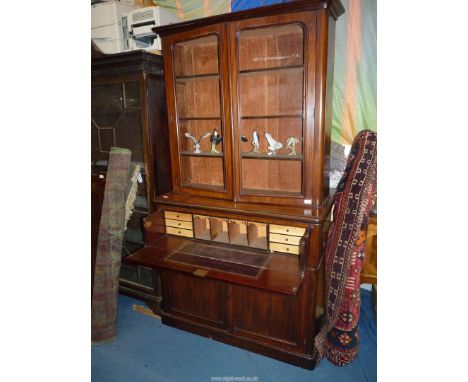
[286,247,290,251]
[176,214,180,218]
[178,222,181,226]
[286,229,289,232]
[178,231,181,234]
[285,238,289,242]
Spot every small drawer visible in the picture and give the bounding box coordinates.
[166,226,194,238]
[164,211,192,222]
[165,218,193,230]
[269,233,301,246]
[269,242,300,255]
[269,224,306,237]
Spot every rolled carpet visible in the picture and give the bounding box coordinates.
[92,147,140,344]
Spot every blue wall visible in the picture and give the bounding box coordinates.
[231,0,290,12]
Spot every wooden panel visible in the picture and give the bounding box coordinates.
[269,242,300,255]
[166,226,194,238]
[228,219,248,246]
[193,215,211,240]
[269,233,301,245]
[238,24,304,71]
[168,272,226,326]
[164,211,192,221]
[180,156,225,188]
[269,224,305,236]
[210,217,230,243]
[247,222,268,250]
[241,158,302,194]
[361,215,377,285]
[232,286,300,346]
[165,218,193,230]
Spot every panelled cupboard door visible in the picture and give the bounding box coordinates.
[229,13,317,206]
[162,24,234,200]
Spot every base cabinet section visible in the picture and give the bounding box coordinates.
[159,270,317,368]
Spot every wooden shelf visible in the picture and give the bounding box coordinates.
[240,188,302,197]
[241,152,303,160]
[179,117,221,121]
[181,183,226,192]
[241,114,303,120]
[239,64,304,76]
[181,151,224,157]
[175,73,219,81]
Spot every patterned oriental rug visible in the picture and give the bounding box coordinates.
[92,147,140,344]
[313,130,377,366]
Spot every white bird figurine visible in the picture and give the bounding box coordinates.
[250,131,261,154]
[265,133,283,155]
[184,131,210,153]
[285,137,301,156]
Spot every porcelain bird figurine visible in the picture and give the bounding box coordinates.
[285,137,301,156]
[265,133,283,155]
[184,131,210,154]
[250,131,261,154]
[210,129,223,153]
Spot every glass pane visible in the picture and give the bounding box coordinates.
[114,112,144,162]
[239,68,304,116]
[240,118,303,157]
[176,77,220,118]
[139,266,154,288]
[241,159,302,194]
[181,156,224,189]
[97,129,115,153]
[238,24,304,71]
[180,120,223,154]
[91,83,144,162]
[120,263,139,283]
[124,210,146,244]
[124,82,140,108]
[237,24,305,196]
[174,35,219,77]
[173,34,225,192]
[91,84,124,125]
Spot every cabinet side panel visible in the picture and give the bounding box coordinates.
[323,14,337,200]
[147,74,172,198]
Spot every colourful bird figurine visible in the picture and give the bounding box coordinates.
[210,129,223,153]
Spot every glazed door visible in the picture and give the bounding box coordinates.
[229,13,316,206]
[163,24,233,200]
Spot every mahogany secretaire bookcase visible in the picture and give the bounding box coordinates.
[128,0,344,369]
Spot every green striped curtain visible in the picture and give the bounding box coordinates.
[332,0,377,145]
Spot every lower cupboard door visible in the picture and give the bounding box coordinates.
[231,286,300,349]
[163,271,227,328]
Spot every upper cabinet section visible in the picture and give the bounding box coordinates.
[158,0,343,206]
[164,25,233,199]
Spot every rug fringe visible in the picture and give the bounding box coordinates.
[124,163,141,230]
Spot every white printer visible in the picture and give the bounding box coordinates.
[128,6,181,51]
[91,1,135,54]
